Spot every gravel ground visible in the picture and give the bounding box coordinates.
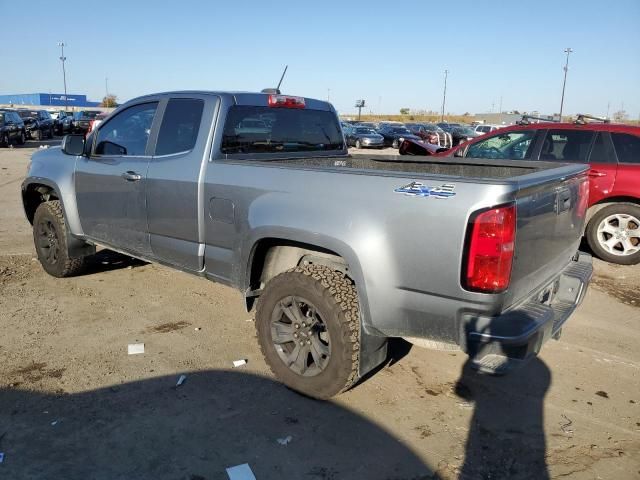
[0,144,638,479]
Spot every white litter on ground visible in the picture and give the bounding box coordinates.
[176,374,187,387]
[226,463,256,480]
[0,452,4,463]
[194,327,201,331]
[51,420,59,426]
[276,435,293,445]
[232,359,247,368]
[127,343,145,355]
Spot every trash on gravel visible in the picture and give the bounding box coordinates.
[194,327,201,331]
[233,359,247,368]
[176,374,187,387]
[276,435,293,445]
[226,463,256,480]
[560,414,574,434]
[0,452,4,463]
[127,343,145,355]
[50,420,59,426]
[245,318,254,322]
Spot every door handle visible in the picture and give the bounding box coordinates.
[121,171,142,181]
[588,170,607,178]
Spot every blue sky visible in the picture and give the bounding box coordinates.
[2,0,639,117]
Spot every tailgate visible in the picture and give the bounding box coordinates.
[503,166,589,308]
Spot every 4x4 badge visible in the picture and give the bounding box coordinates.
[394,182,456,199]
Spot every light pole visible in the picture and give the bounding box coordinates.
[441,69,449,122]
[58,42,68,111]
[559,47,573,120]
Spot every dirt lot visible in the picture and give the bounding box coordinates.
[1,145,639,479]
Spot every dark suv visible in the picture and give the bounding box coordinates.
[0,110,26,146]
[16,109,55,140]
[72,110,102,134]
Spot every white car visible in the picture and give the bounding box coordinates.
[474,124,502,135]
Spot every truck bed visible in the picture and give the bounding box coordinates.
[262,154,572,181]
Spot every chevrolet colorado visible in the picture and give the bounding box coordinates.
[22,90,592,398]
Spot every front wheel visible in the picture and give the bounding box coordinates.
[255,264,360,399]
[18,131,26,145]
[35,128,43,141]
[586,204,640,265]
[392,139,399,148]
[355,139,362,149]
[33,201,87,277]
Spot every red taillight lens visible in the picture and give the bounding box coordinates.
[268,94,306,108]
[464,204,516,293]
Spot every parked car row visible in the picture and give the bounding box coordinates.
[0,108,107,146]
[340,119,493,150]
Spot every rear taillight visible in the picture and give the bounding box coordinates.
[268,94,305,108]
[464,204,516,293]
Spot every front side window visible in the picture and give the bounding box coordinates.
[611,133,640,164]
[466,130,537,159]
[94,102,158,156]
[540,129,595,162]
[221,106,344,154]
[155,98,204,156]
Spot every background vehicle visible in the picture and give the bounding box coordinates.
[443,120,640,264]
[86,112,109,136]
[17,109,54,140]
[72,110,102,134]
[345,126,385,148]
[405,122,453,148]
[0,109,26,146]
[450,126,480,146]
[474,124,502,135]
[377,125,421,148]
[22,91,591,399]
[52,111,75,135]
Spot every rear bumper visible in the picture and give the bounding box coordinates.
[465,252,593,374]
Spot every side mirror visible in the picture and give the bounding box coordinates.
[61,134,85,156]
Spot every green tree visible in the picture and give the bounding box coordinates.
[399,108,410,115]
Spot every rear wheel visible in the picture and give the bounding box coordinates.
[33,201,87,277]
[256,264,360,399]
[586,204,640,265]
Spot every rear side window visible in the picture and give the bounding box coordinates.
[611,133,640,164]
[541,130,595,162]
[221,106,344,154]
[588,132,615,163]
[155,98,204,156]
[95,102,158,156]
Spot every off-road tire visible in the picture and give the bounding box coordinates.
[33,200,86,277]
[586,203,640,265]
[256,264,360,399]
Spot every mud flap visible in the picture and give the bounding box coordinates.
[358,324,388,378]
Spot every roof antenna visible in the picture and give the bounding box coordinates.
[276,65,288,92]
[261,65,288,95]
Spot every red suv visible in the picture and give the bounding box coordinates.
[439,120,640,265]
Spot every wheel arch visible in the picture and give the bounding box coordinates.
[586,196,640,225]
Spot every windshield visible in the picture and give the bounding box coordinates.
[17,111,33,119]
[456,127,476,136]
[355,128,377,134]
[391,128,411,134]
[221,106,344,154]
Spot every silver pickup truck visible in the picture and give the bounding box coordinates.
[22,91,592,399]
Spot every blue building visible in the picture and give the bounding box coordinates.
[0,93,100,107]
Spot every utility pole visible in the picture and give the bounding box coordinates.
[58,42,68,111]
[559,47,573,120]
[105,77,109,98]
[327,88,330,102]
[355,100,365,121]
[441,69,448,122]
